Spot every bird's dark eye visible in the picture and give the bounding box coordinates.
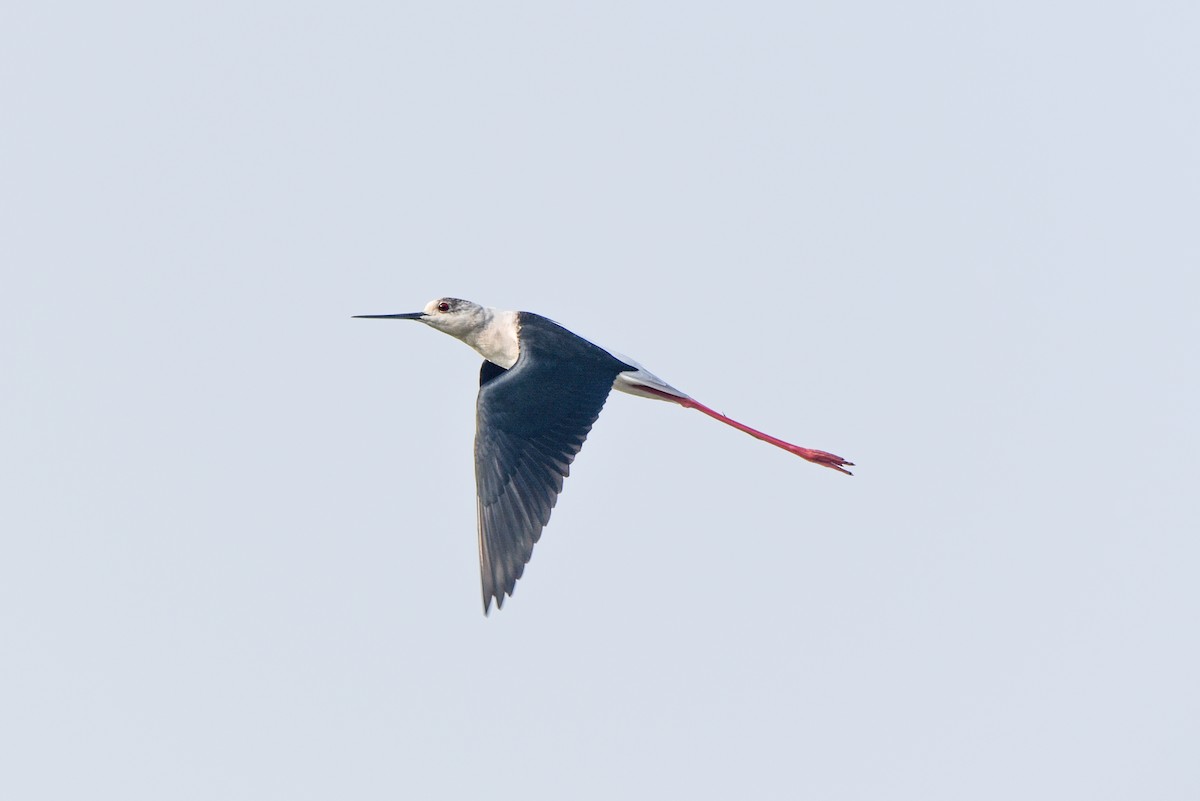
[437,301,451,312]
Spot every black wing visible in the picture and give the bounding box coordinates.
[474,313,632,613]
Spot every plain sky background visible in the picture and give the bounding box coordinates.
[2,2,1197,799]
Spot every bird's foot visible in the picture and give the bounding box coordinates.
[788,447,854,476]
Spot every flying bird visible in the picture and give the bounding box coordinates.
[356,297,852,612]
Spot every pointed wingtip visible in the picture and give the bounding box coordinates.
[483,592,505,616]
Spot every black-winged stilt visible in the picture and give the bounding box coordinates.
[356,297,852,613]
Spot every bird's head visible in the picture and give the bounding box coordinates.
[354,297,490,340]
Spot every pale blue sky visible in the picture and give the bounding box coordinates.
[3,2,1198,799]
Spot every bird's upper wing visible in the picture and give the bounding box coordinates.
[474,314,632,613]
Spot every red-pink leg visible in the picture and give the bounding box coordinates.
[637,387,854,475]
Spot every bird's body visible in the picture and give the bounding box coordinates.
[356,297,852,612]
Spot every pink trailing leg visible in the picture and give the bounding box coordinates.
[636,386,854,475]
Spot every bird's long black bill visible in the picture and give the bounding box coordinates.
[352,312,425,320]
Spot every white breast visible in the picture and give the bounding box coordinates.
[462,308,520,369]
